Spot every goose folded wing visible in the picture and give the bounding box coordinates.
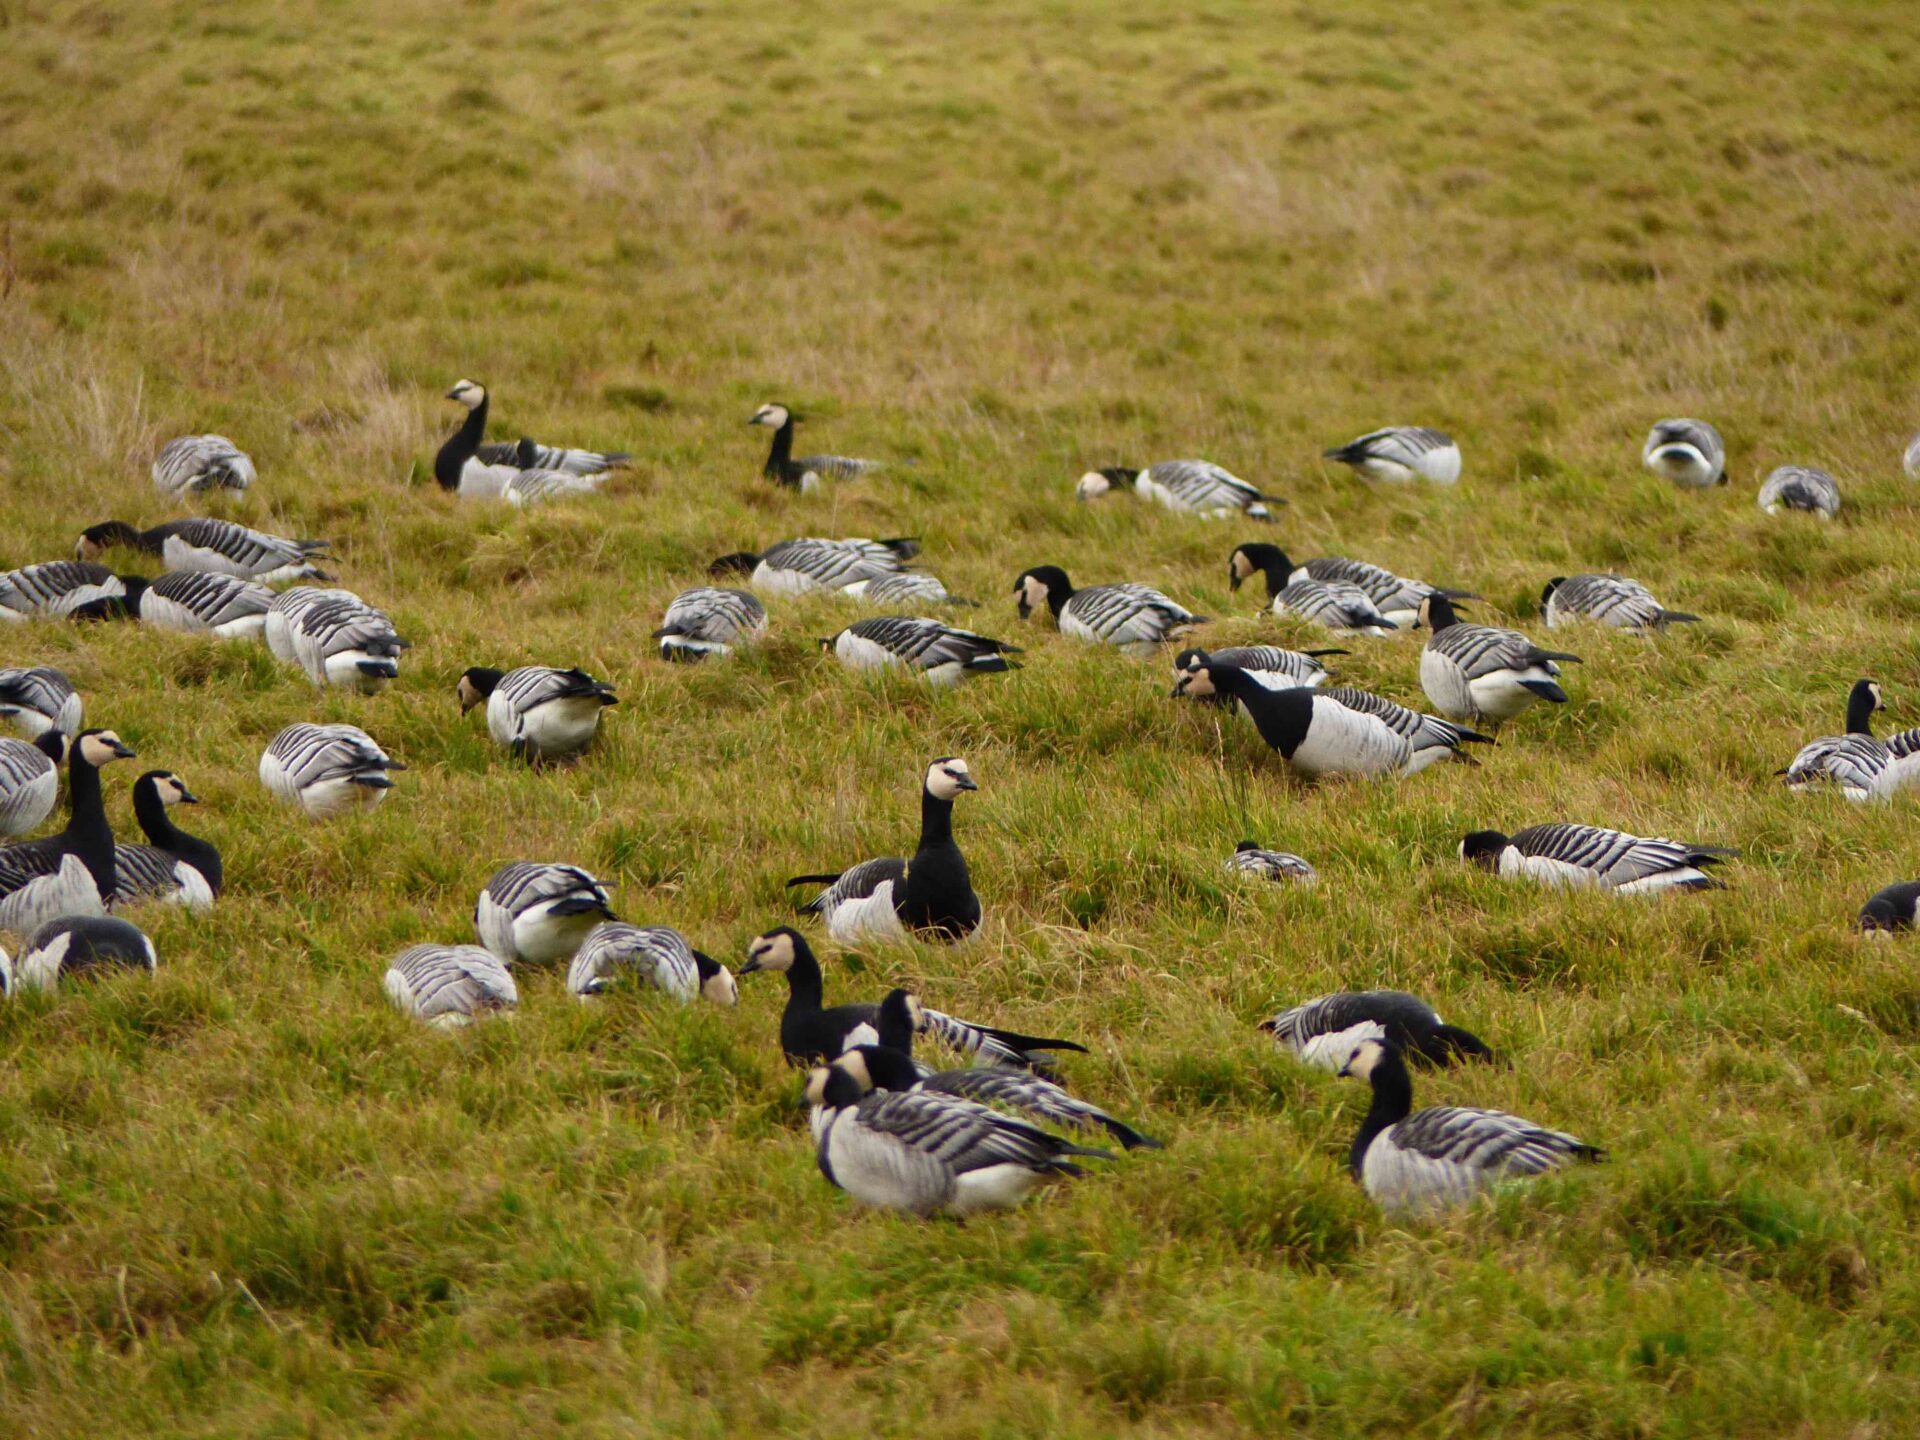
[916,1006,1089,1068]
[927,1068,1160,1148]
[852,1090,1085,1173]
[1393,1106,1598,1175]
[789,857,908,912]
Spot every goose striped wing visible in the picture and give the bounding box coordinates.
[809,536,920,565]
[796,453,883,480]
[1276,580,1392,633]
[1299,557,1433,614]
[654,587,766,645]
[1063,583,1200,645]
[566,922,700,1001]
[1509,823,1731,887]
[1784,735,1890,796]
[152,435,254,495]
[1385,1105,1598,1176]
[761,540,898,589]
[1759,466,1840,516]
[0,837,71,892]
[1225,847,1318,883]
[851,572,968,606]
[922,1067,1160,1149]
[1334,427,1453,468]
[495,667,612,714]
[1320,687,1486,749]
[1429,623,1564,680]
[1262,990,1441,1067]
[850,1089,1084,1174]
[1143,460,1269,511]
[840,616,1013,669]
[263,724,397,790]
[482,861,611,917]
[0,742,56,833]
[1547,574,1665,629]
[0,667,81,735]
[385,944,519,1023]
[0,562,123,618]
[916,1007,1088,1070]
[478,440,630,476]
[146,572,273,631]
[1201,645,1337,688]
[159,519,327,578]
[112,843,191,902]
[796,857,907,913]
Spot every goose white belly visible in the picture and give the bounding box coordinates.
[1418,650,1477,721]
[1290,707,1410,778]
[948,1163,1049,1215]
[1467,668,1555,721]
[1361,1132,1490,1215]
[0,855,107,933]
[833,631,901,673]
[491,900,601,965]
[1504,852,1602,889]
[458,458,518,498]
[819,1111,950,1216]
[823,881,910,945]
[753,563,831,597]
[487,693,603,757]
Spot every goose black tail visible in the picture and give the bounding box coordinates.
[1418,1023,1496,1066]
[1103,1117,1165,1151]
[1654,610,1702,627]
[1519,679,1569,703]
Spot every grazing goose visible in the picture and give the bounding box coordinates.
[75,519,329,584]
[0,732,65,836]
[1905,432,1920,481]
[748,403,882,491]
[458,666,618,760]
[0,729,135,933]
[738,926,1085,1069]
[501,467,614,506]
[652,587,768,661]
[842,571,974,607]
[0,561,126,621]
[806,1051,1111,1217]
[1418,594,1580,723]
[1074,460,1282,520]
[1337,1038,1602,1215]
[709,537,919,596]
[0,666,82,739]
[1225,840,1317,884]
[6,916,156,994]
[85,572,274,639]
[1642,419,1727,488]
[267,587,408,691]
[1859,881,1920,934]
[1172,644,1339,695]
[1229,543,1471,631]
[384,943,519,1028]
[567,922,738,1004]
[473,862,615,966]
[1261,992,1493,1070]
[112,770,220,911]
[1324,427,1461,485]
[1225,544,1395,636]
[786,757,982,943]
[259,723,402,818]
[1541,574,1699,632]
[152,435,255,498]
[1461,823,1735,892]
[436,380,630,497]
[1013,565,1206,655]
[1780,678,1919,802]
[824,617,1020,686]
[1758,465,1841,519]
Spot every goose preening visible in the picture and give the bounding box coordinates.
[1779,678,1920,803]
[1758,465,1840,519]
[1171,645,1340,695]
[1417,593,1580,723]
[474,861,616,966]
[1461,823,1736,892]
[384,943,519,1028]
[566,922,738,1004]
[152,435,255,498]
[0,732,65,836]
[1337,1038,1602,1216]
[748,403,882,491]
[1013,565,1207,655]
[823,617,1020,686]
[4,915,156,995]
[259,723,402,818]
[842,571,974,607]
[709,537,920,597]
[1859,882,1920,934]
[436,380,630,498]
[785,757,982,943]
[113,770,220,911]
[81,572,274,639]
[1541,574,1699,632]
[1324,428,1461,485]
[1642,419,1727,488]
[0,561,126,621]
[1228,543,1472,631]
[1074,460,1282,520]
[0,666,82,739]
[1905,433,1920,481]
[652,587,768,662]
[0,729,135,933]
[806,1051,1111,1217]
[75,519,329,584]
[457,666,618,761]
[266,587,408,691]
[1224,840,1317,884]
[1261,992,1493,1070]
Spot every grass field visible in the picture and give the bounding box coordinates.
[3,0,1920,1434]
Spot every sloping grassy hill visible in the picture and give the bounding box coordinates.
[3,1,1919,1434]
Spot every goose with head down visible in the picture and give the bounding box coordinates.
[1013,565,1206,655]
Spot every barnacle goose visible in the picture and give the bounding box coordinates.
[1642,419,1727,488]
[500,467,614,507]
[152,435,254,498]
[1779,679,1920,802]
[842,571,974,607]
[1859,881,1920,934]
[0,732,65,837]
[786,757,982,943]
[0,729,134,933]
[1225,840,1317,885]
[1759,465,1840,519]
[84,572,274,639]
[6,915,156,994]
[1461,823,1736,892]
[259,723,402,818]
[384,944,519,1028]
[1324,428,1461,486]
[436,380,630,497]
[709,536,920,596]
[1418,593,1580,723]
[1261,992,1493,1070]
[1171,645,1339,695]
[824,617,1020,686]
[1225,544,1394,636]
[458,666,618,760]
[806,1051,1111,1217]
[113,770,220,911]
[1074,460,1282,520]
[266,588,408,691]
[0,561,126,621]
[75,519,329,584]
[1013,565,1207,655]
[474,862,615,966]
[1541,574,1699,632]
[567,922,737,1004]
[0,666,82,739]
[1905,432,1920,481]
[1337,1038,1602,1216]
[653,587,768,662]
[1229,542,1470,631]
[738,926,1086,1069]
[748,403,882,491]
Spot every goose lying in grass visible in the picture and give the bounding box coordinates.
[436,380,630,497]
[152,435,254,498]
[709,537,919,596]
[1261,991,1493,1069]
[1324,427,1461,485]
[75,518,329,584]
[1013,565,1207,655]
[1541,574,1699,631]
[566,922,737,1004]
[1075,460,1281,520]
[1418,593,1580,724]
[1758,465,1840,518]
[266,587,408,691]
[0,729,134,933]
[1780,679,1920,803]
[1642,419,1727,488]
[1224,840,1317,884]
[652,587,768,661]
[80,572,274,639]
[458,666,618,761]
[474,862,615,965]
[259,723,401,818]
[0,666,81,739]
[823,617,1020,686]
[1859,881,1920,934]
[0,732,65,837]
[4,915,156,994]
[0,562,126,621]
[113,770,220,911]
[748,403,882,491]
[1460,823,1736,892]
[385,944,519,1028]
[1229,542,1471,631]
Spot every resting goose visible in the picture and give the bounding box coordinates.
[0,732,65,837]
[436,380,630,498]
[748,403,882,491]
[566,922,737,1004]
[1759,465,1840,519]
[259,723,402,818]
[1075,460,1281,520]
[1642,419,1727,488]
[0,728,135,933]
[1780,678,1920,802]
[1418,593,1580,723]
[786,757,982,943]
[1261,992,1493,1070]
[1225,544,1395,636]
[6,915,156,994]
[1171,645,1339,695]
[267,587,408,691]
[152,435,255,498]
[842,571,974,607]
[0,666,82,739]
[75,519,329,584]
[474,861,615,965]
[1013,565,1206,655]
[709,537,919,596]
[1541,574,1699,632]
[824,617,1019,686]
[1224,840,1317,884]
[1461,823,1735,892]
[1859,881,1920,934]
[1337,1038,1602,1215]
[458,666,618,760]
[385,943,519,1028]
[0,561,125,621]
[1324,427,1461,485]
[1229,543,1470,631]
[652,587,768,661]
[84,572,274,639]
[112,770,220,911]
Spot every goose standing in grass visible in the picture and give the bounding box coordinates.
[1905,432,1920,480]
[748,403,883,491]
[1758,465,1841,518]
[1541,574,1699,632]
[435,380,630,498]
[474,862,615,966]
[1337,1038,1602,1216]
[1779,678,1919,802]
[0,732,65,836]
[823,617,1020,686]
[1460,823,1736,892]
[0,666,81,739]
[1417,593,1580,723]
[567,922,738,1004]
[1224,840,1318,884]
[79,573,274,639]
[0,729,134,933]
[1225,544,1396,636]
[384,944,519,1028]
[267,587,408,691]
[1324,428,1461,485]
[652,586,768,661]
[1642,419,1727,488]
[1229,542,1472,631]
[0,561,126,621]
[113,770,220,911]
[6,916,156,994]
[152,435,255,498]
[1075,460,1282,520]
[75,519,329,584]
[1859,881,1920,934]
[259,723,402,818]
[1172,645,1339,695]
[1013,565,1207,655]
[709,537,919,596]
[786,757,982,943]
[458,665,618,761]
[1261,992,1493,1070]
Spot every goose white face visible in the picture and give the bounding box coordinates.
[1869,682,1885,712]
[78,730,135,767]
[804,1066,832,1105]
[900,991,925,1030]
[446,379,486,409]
[1229,548,1257,585]
[1415,594,1439,630]
[1075,471,1113,502]
[702,968,739,1007]
[926,757,978,800]
[75,534,106,562]
[749,403,790,429]
[1338,1038,1387,1080]
[1173,666,1216,698]
[742,930,796,974]
[456,675,486,713]
[157,773,194,805]
[1017,574,1051,615]
[834,1049,874,1093]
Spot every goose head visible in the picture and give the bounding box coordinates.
[1227,542,1291,593]
[1336,1036,1391,1080]
[1459,830,1511,870]
[456,667,505,713]
[740,926,805,976]
[748,403,793,429]
[446,379,487,409]
[1013,565,1071,619]
[75,729,136,769]
[140,769,198,805]
[924,756,977,801]
[692,951,739,1007]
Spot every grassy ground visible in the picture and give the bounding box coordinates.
[3,0,1919,1434]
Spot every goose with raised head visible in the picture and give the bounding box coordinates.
[748,403,882,491]
[458,666,618,761]
[1013,565,1207,655]
[152,435,255,498]
[0,667,82,739]
[1261,991,1493,1070]
[474,862,615,966]
[1780,678,1915,802]
[823,617,1019,686]
[1417,593,1580,723]
[112,770,220,911]
[385,944,519,1028]
[75,518,329,584]
[436,380,630,498]
[259,723,402,818]
[1460,823,1736,892]
[1324,427,1460,485]
[652,586,768,662]
[566,922,737,1005]
[1075,460,1281,520]
[1541,574,1699,632]
[0,728,135,933]
[1642,419,1727,488]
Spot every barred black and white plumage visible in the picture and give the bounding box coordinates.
[1541,574,1699,632]
[1319,686,1493,772]
[825,616,1020,686]
[749,403,883,491]
[152,435,255,498]
[0,666,82,739]
[709,536,919,596]
[1274,578,1396,637]
[258,723,401,818]
[501,467,611,506]
[652,586,768,661]
[75,518,329,584]
[0,561,125,621]
[1758,465,1840,519]
[843,571,974,607]
[1075,460,1281,520]
[1227,543,1456,634]
[384,944,519,1028]
[1260,991,1494,1070]
[1780,680,1913,802]
[0,732,64,837]
[1324,427,1461,485]
[1014,565,1207,655]
[1225,840,1317,884]
[114,572,274,639]
[266,587,407,691]
[1418,593,1580,723]
[436,380,630,497]
[474,861,615,966]
[1642,418,1727,488]
[1288,556,1471,630]
[566,922,737,1005]
[113,771,219,911]
[0,730,135,934]
[457,665,618,760]
[1171,645,1339,695]
[6,916,157,995]
[1462,822,1735,892]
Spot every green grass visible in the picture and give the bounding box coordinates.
[3,0,1920,1433]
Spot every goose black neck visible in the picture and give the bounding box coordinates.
[92,520,154,555]
[64,748,117,897]
[134,780,222,893]
[781,943,826,1014]
[918,784,956,846]
[1846,683,1878,736]
[1349,1047,1414,1178]
[1425,594,1461,631]
[763,416,795,478]
[901,786,976,937]
[436,394,490,489]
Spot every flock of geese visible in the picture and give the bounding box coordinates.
[3,387,1919,1221]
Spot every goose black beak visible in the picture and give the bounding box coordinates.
[109,739,137,759]
[951,774,979,792]
[739,956,764,976]
[444,387,462,401]
[177,786,200,804]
